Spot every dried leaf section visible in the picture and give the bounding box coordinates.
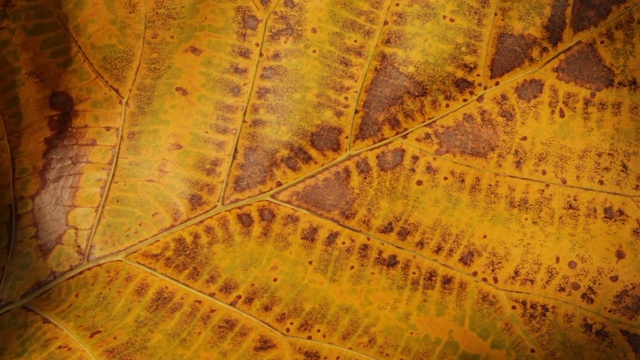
[0,0,638,359]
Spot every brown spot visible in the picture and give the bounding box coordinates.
[175,86,189,96]
[611,283,640,321]
[237,212,254,228]
[615,248,626,261]
[520,136,528,141]
[490,33,534,79]
[603,206,628,222]
[386,254,399,268]
[356,158,372,175]
[545,0,569,46]
[188,194,205,210]
[570,281,581,291]
[187,46,202,56]
[516,79,544,101]
[311,27,317,33]
[554,42,614,91]
[568,260,577,269]
[254,335,277,352]
[310,126,342,153]
[356,55,426,141]
[560,177,567,185]
[259,207,275,222]
[620,329,640,357]
[294,167,355,219]
[558,107,566,118]
[47,91,74,147]
[376,148,405,171]
[458,251,476,267]
[610,275,619,282]
[433,114,499,158]
[571,0,624,33]
[454,78,475,93]
[89,330,103,339]
[168,143,183,151]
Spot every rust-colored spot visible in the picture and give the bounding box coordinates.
[310,125,342,153]
[454,78,475,93]
[89,330,103,339]
[490,33,534,79]
[259,207,275,222]
[570,281,581,291]
[376,148,405,171]
[603,206,628,222]
[433,113,499,159]
[175,86,189,96]
[568,260,577,269]
[254,335,277,352]
[187,45,202,56]
[545,0,569,46]
[459,251,476,267]
[559,107,565,118]
[615,248,626,261]
[571,0,624,33]
[293,167,355,219]
[237,212,254,228]
[610,275,619,282]
[356,158,372,175]
[516,79,544,101]
[554,42,614,91]
[188,194,205,210]
[356,55,426,141]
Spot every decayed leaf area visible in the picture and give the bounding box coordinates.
[0,0,639,358]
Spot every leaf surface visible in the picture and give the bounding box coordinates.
[1,0,639,359]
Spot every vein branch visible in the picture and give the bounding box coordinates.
[347,0,393,153]
[269,199,640,331]
[82,0,146,263]
[0,112,16,296]
[217,1,281,207]
[58,20,123,100]
[401,140,637,198]
[24,305,98,360]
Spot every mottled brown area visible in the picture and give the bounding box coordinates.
[615,248,626,260]
[620,329,640,357]
[571,0,624,33]
[545,0,569,46]
[310,126,342,153]
[356,55,426,141]
[292,168,355,219]
[603,206,628,222]
[516,79,544,101]
[611,283,640,321]
[454,78,475,93]
[356,158,372,175]
[458,251,476,267]
[188,193,205,210]
[433,114,499,158]
[233,147,275,193]
[554,42,614,91]
[234,6,261,42]
[186,46,202,56]
[490,33,534,79]
[376,148,405,171]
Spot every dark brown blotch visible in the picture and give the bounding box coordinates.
[237,212,254,228]
[47,91,75,149]
[568,260,577,269]
[293,167,355,219]
[253,335,278,352]
[615,248,626,261]
[545,0,569,46]
[310,125,343,153]
[611,283,640,321]
[376,148,405,171]
[188,193,205,210]
[356,54,426,141]
[433,113,499,159]
[490,33,534,79]
[620,329,640,357]
[454,78,475,93]
[187,45,203,56]
[516,79,545,101]
[356,158,372,175]
[175,86,189,96]
[554,42,614,91]
[259,207,275,222]
[571,0,624,33]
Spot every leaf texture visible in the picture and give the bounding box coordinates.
[0,0,639,359]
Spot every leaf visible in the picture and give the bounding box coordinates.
[0,0,639,359]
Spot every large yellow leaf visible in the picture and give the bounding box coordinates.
[0,0,639,358]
